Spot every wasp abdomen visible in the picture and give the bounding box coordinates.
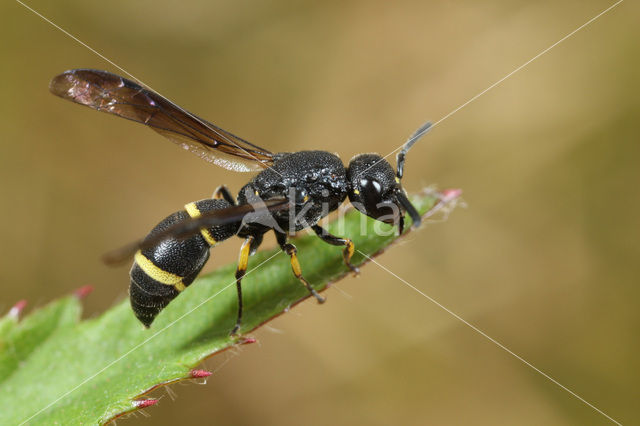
[129,199,239,327]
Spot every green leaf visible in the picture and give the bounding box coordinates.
[0,190,460,425]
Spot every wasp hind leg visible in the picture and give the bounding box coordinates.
[275,231,326,304]
[213,185,236,205]
[230,235,263,336]
[311,224,359,275]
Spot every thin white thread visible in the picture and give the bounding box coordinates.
[14,0,625,423]
[19,251,281,425]
[360,251,622,425]
[356,0,624,179]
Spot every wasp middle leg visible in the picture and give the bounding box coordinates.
[311,224,359,275]
[275,231,326,304]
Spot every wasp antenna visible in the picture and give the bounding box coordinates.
[396,121,432,179]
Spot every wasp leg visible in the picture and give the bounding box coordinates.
[311,225,359,275]
[231,235,255,336]
[212,185,236,205]
[275,231,325,304]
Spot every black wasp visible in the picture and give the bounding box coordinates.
[50,69,429,335]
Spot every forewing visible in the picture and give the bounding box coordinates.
[50,69,274,172]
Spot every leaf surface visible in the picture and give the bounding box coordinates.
[0,190,460,425]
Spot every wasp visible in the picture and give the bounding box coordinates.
[50,69,428,335]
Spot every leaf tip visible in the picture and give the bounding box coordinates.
[74,285,94,299]
[132,398,159,408]
[190,369,213,379]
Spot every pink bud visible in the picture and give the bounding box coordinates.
[132,399,158,408]
[440,188,462,201]
[239,337,257,345]
[190,369,212,378]
[8,300,27,318]
[74,285,94,299]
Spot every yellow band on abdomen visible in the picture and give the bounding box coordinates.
[184,202,217,246]
[134,251,183,286]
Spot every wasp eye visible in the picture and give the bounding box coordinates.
[359,178,382,197]
[359,178,386,212]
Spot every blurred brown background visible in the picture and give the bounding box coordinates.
[1,0,638,424]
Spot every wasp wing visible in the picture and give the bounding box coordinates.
[102,198,290,265]
[50,69,274,172]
